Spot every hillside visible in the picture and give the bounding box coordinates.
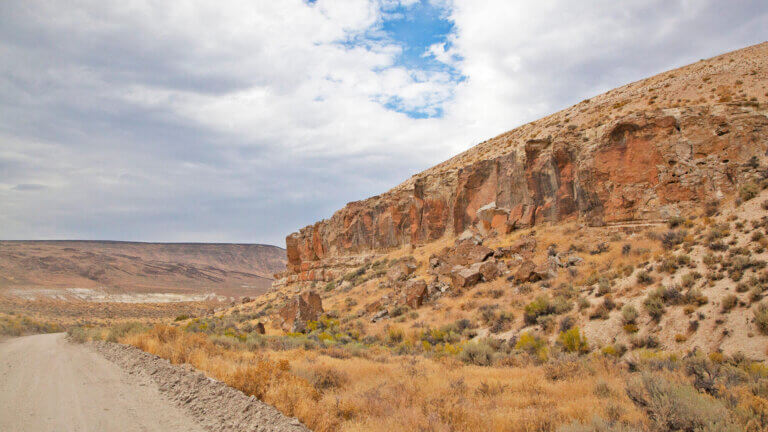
[281,41,768,285]
[0,240,286,299]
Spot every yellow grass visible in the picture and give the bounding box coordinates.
[122,325,645,432]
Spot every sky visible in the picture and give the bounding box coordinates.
[1,0,767,247]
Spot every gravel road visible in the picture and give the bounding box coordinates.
[0,332,204,432]
[0,333,309,432]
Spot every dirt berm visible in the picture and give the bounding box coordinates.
[92,340,310,432]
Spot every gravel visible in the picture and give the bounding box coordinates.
[92,340,311,432]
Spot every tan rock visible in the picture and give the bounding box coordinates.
[278,290,324,333]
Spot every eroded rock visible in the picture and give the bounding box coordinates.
[278,290,324,333]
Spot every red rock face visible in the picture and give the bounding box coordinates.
[283,106,768,282]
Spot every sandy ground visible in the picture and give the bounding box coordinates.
[0,333,205,432]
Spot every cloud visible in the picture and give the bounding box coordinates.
[0,0,766,244]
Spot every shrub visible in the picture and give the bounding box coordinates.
[623,323,639,334]
[625,373,740,432]
[597,278,611,296]
[515,332,548,361]
[67,326,89,343]
[668,216,686,228]
[460,340,496,366]
[705,200,720,216]
[524,295,572,324]
[306,364,349,390]
[637,271,654,285]
[754,303,768,335]
[662,230,687,250]
[621,304,639,324]
[386,326,404,344]
[106,322,147,343]
[740,182,760,202]
[721,294,738,313]
[644,292,666,321]
[558,327,588,353]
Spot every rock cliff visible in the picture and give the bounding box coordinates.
[279,42,768,285]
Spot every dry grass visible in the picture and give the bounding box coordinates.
[121,325,645,432]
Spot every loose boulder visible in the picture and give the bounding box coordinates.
[387,257,418,282]
[401,279,428,309]
[451,265,482,288]
[278,290,324,333]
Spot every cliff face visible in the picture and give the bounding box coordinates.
[281,43,768,285]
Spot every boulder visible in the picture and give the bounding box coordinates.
[428,255,453,276]
[476,202,511,235]
[371,309,389,323]
[387,257,418,282]
[278,290,324,333]
[479,259,500,282]
[456,229,484,245]
[254,322,266,335]
[451,265,482,288]
[453,241,494,266]
[510,236,537,256]
[401,279,428,309]
[514,260,537,283]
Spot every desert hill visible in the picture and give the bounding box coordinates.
[0,240,286,299]
[244,42,768,359]
[282,42,768,285]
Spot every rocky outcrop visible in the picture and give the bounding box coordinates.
[277,291,324,332]
[282,44,768,284]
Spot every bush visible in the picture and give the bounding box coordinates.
[754,303,768,335]
[106,322,147,343]
[524,296,554,325]
[637,271,654,285]
[460,340,496,366]
[306,364,349,390]
[626,373,740,432]
[644,292,666,321]
[558,327,588,353]
[740,182,760,202]
[621,304,639,324]
[67,326,89,343]
[662,230,687,250]
[721,294,738,313]
[515,332,548,361]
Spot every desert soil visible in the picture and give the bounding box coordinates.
[0,333,309,432]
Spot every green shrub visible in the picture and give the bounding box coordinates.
[621,304,639,324]
[460,340,496,366]
[558,327,588,353]
[524,296,553,325]
[515,332,548,361]
[644,291,666,321]
[626,373,740,432]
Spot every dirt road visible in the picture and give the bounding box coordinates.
[0,333,205,432]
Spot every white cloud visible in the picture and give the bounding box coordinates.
[0,0,766,244]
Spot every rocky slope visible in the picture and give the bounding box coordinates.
[0,241,286,298]
[280,42,768,286]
